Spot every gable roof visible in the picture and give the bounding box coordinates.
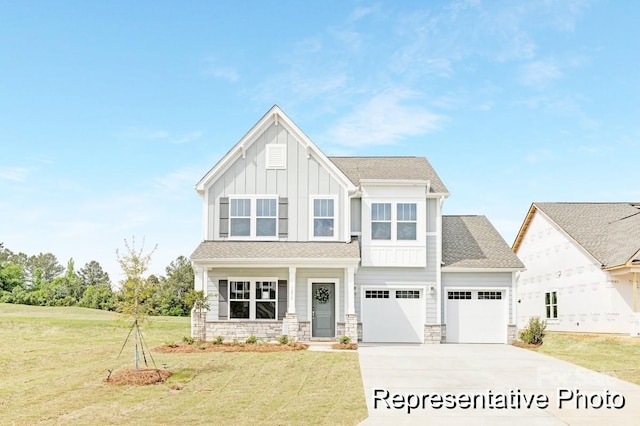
[329,156,449,195]
[513,202,640,269]
[442,215,524,270]
[195,105,357,194]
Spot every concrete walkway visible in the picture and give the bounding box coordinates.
[358,343,640,425]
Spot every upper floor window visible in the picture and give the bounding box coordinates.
[371,203,391,240]
[397,203,417,240]
[313,198,335,238]
[230,199,251,237]
[229,197,277,238]
[256,199,277,237]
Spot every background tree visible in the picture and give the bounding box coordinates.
[78,260,111,289]
[24,253,63,287]
[0,261,25,292]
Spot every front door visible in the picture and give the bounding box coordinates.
[312,283,335,338]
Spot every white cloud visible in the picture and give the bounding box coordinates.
[0,166,31,182]
[520,60,562,86]
[204,57,239,82]
[324,89,445,147]
[524,149,555,165]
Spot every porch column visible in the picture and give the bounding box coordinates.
[282,266,299,341]
[344,266,358,342]
[288,266,296,314]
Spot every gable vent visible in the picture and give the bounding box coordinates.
[266,144,287,169]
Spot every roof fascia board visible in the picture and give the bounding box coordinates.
[359,178,430,186]
[512,203,536,253]
[442,267,525,273]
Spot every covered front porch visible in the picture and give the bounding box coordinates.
[190,240,361,342]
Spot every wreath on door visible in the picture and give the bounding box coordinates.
[314,287,330,304]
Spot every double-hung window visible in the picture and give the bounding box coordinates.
[313,198,335,238]
[545,291,558,319]
[371,203,392,240]
[397,203,417,240]
[230,199,251,237]
[256,199,277,237]
[229,197,277,238]
[229,279,277,320]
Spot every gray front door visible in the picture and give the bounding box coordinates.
[312,283,335,338]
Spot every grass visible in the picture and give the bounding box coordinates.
[0,303,367,425]
[528,331,640,385]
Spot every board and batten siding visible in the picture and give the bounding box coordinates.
[207,122,346,242]
[355,267,438,324]
[441,272,514,323]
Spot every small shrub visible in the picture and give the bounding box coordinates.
[277,335,289,345]
[213,335,224,345]
[519,316,547,345]
[164,341,178,348]
[182,336,195,345]
[245,335,258,344]
[232,338,239,345]
[339,335,351,345]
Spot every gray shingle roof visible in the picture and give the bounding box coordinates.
[443,216,525,269]
[191,240,361,260]
[329,156,449,194]
[534,202,640,268]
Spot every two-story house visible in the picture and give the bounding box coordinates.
[513,202,640,335]
[190,106,523,344]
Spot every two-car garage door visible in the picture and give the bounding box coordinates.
[445,290,507,343]
[361,287,425,343]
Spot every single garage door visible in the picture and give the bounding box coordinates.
[446,290,506,343]
[362,288,425,343]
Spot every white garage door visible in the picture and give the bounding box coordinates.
[362,288,425,343]
[446,290,506,343]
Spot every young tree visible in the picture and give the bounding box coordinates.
[116,237,157,370]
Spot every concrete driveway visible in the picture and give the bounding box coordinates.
[358,344,640,425]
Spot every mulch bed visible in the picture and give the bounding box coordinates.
[155,342,309,353]
[105,368,172,386]
[331,343,358,350]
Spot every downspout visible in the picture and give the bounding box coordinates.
[435,196,444,330]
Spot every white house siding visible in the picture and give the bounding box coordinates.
[207,122,346,242]
[354,267,437,323]
[516,211,633,333]
[441,272,514,323]
[350,198,361,234]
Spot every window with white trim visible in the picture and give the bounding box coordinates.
[256,199,277,237]
[230,199,251,237]
[397,203,417,240]
[313,198,335,238]
[545,291,557,319]
[371,203,392,240]
[229,279,278,320]
[229,196,278,238]
[229,280,251,318]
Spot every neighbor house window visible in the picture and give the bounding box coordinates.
[545,291,558,319]
[313,198,335,237]
[256,198,277,237]
[230,199,251,237]
[397,203,417,240]
[229,281,251,319]
[229,279,278,320]
[371,203,392,240]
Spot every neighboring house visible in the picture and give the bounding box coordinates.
[190,105,523,344]
[513,202,640,335]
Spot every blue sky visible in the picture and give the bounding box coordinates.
[1,0,638,283]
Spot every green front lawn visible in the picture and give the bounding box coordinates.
[529,332,640,385]
[0,304,367,425]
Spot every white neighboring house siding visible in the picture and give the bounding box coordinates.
[516,211,631,333]
[206,122,348,242]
